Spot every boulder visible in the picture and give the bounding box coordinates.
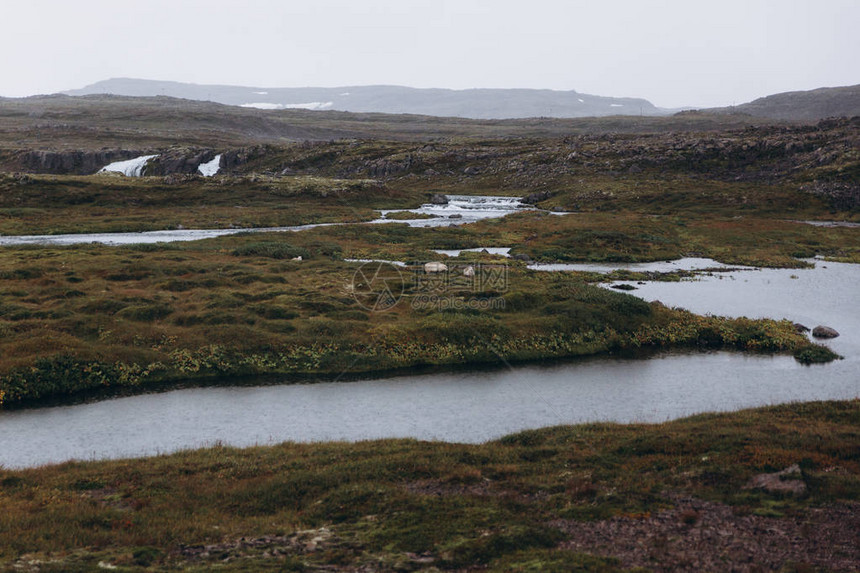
[429,193,449,205]
[743,464,806,495]
[448,214,463,219]
[793,322,810,333]
[812,325,840,338]
[512,253,531,262]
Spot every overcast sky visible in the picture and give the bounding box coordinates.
[1,0,857,108]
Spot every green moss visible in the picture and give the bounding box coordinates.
[232,242,310,260]
[794,345,842,364]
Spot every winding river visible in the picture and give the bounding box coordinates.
[0,195,529,246]
[0,198,857,468]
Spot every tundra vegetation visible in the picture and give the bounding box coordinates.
[1,117,858,405]
[0,97,857,569]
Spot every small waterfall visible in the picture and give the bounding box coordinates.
[198,154,222,177]
[99,155,159,177]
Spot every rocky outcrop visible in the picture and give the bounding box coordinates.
[802,181,860,211]
[218,147,259,172]
[8,148,227,176]
[521,190,553,204]
[365,157,416,178]
[743,464,806,495]
[16,150,140,175]
[812,325,840,338]
[143,149,218,176]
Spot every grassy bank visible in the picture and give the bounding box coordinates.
[0,174,400,236]
[0,228,837,408]
[0,400,857,571]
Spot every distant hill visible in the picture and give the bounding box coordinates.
[713,85,860,121]
[64,78,669,120]
[0,94,784,153]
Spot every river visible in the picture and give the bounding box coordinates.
[0,195,529,246]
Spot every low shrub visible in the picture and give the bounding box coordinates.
[116,303,173,322]
[231,242,309,260]
[794,345,841,364]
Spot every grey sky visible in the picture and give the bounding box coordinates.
[1,0,857,108]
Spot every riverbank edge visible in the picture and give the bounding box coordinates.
[0,400,857,571]
[0,311,838,410]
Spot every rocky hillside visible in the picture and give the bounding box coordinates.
[0,94,784,153]
[64,78,669,119]
[714,85,860,121]
[3,117,855,210]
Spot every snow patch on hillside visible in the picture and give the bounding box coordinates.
[240,102,282,110]
[240,102,334,110]
[198,154,222,177]
[284,101,333,110]
[99,155,158,177]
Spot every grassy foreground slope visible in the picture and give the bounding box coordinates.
[0,401,857,571]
